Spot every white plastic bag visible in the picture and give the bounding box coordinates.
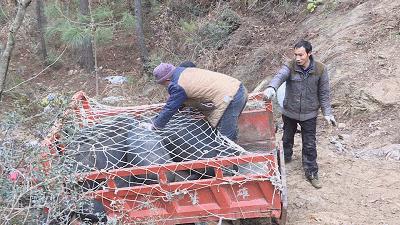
[276,82,286,112]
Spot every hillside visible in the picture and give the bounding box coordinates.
[1,0,399,224]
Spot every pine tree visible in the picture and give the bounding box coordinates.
[45,0,136,95]
[78,0,95,72]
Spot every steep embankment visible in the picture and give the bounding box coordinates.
[209,0,400,151]
[205,0,400,224]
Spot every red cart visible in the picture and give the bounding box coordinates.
[43,91,287,225]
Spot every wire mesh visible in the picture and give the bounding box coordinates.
[43,94,282,224]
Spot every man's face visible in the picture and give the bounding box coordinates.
[294,47,311,67]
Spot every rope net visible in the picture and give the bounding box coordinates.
[46,95,282,224]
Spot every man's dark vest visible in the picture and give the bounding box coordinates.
[286,59,325,76]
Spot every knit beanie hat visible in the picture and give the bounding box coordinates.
[153,63,176,84]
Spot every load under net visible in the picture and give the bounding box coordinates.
[43,91,285,224]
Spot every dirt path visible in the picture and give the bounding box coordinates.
[281,131,400,225]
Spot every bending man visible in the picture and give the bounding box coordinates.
[145,63,247,142]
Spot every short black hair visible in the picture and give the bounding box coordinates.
[294,40,312,54]
[179,61,196,68]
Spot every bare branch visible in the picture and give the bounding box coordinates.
[0,0,32,100]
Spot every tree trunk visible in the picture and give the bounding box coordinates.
[127,0,134,14]
[36,0,47,64]
[78,0,95,72]
[0,0,32,100]
[134,0,148,64]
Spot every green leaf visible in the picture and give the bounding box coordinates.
[44,1,63,19]
[92,6,113,22]
[77,13,91,24]
[121,12,136,30]
[61,24,88,47]
[45,23,58,39]
[180,20,197,33]
[45,20,71,39]
[94,27,113,45]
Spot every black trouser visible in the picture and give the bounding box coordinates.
[282,115,318,177]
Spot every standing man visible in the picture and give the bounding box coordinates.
[142,63,247,142]
[263,40,336,189]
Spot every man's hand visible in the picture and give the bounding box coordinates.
[324,115,337,126]
[263,87,276,100]
[138,122,154,131]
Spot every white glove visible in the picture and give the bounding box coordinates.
[263,87,276,100]
[138,122,154,131]
[324,115,337,126]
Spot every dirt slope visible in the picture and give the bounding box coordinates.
[203,0,400,224]
[208,0,400,150]
[265,1,400,224]
[283,130,400,225]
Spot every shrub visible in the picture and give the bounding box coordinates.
[197,6,241,49]
[167,0,207,18]
[121,11,136,30]
[0,94,105,224]
[307,0,323,12]
[45,50,63,68]
[180,20,197,33]
[144,53,163,76]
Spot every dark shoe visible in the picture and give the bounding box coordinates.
[306,175,322,189]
